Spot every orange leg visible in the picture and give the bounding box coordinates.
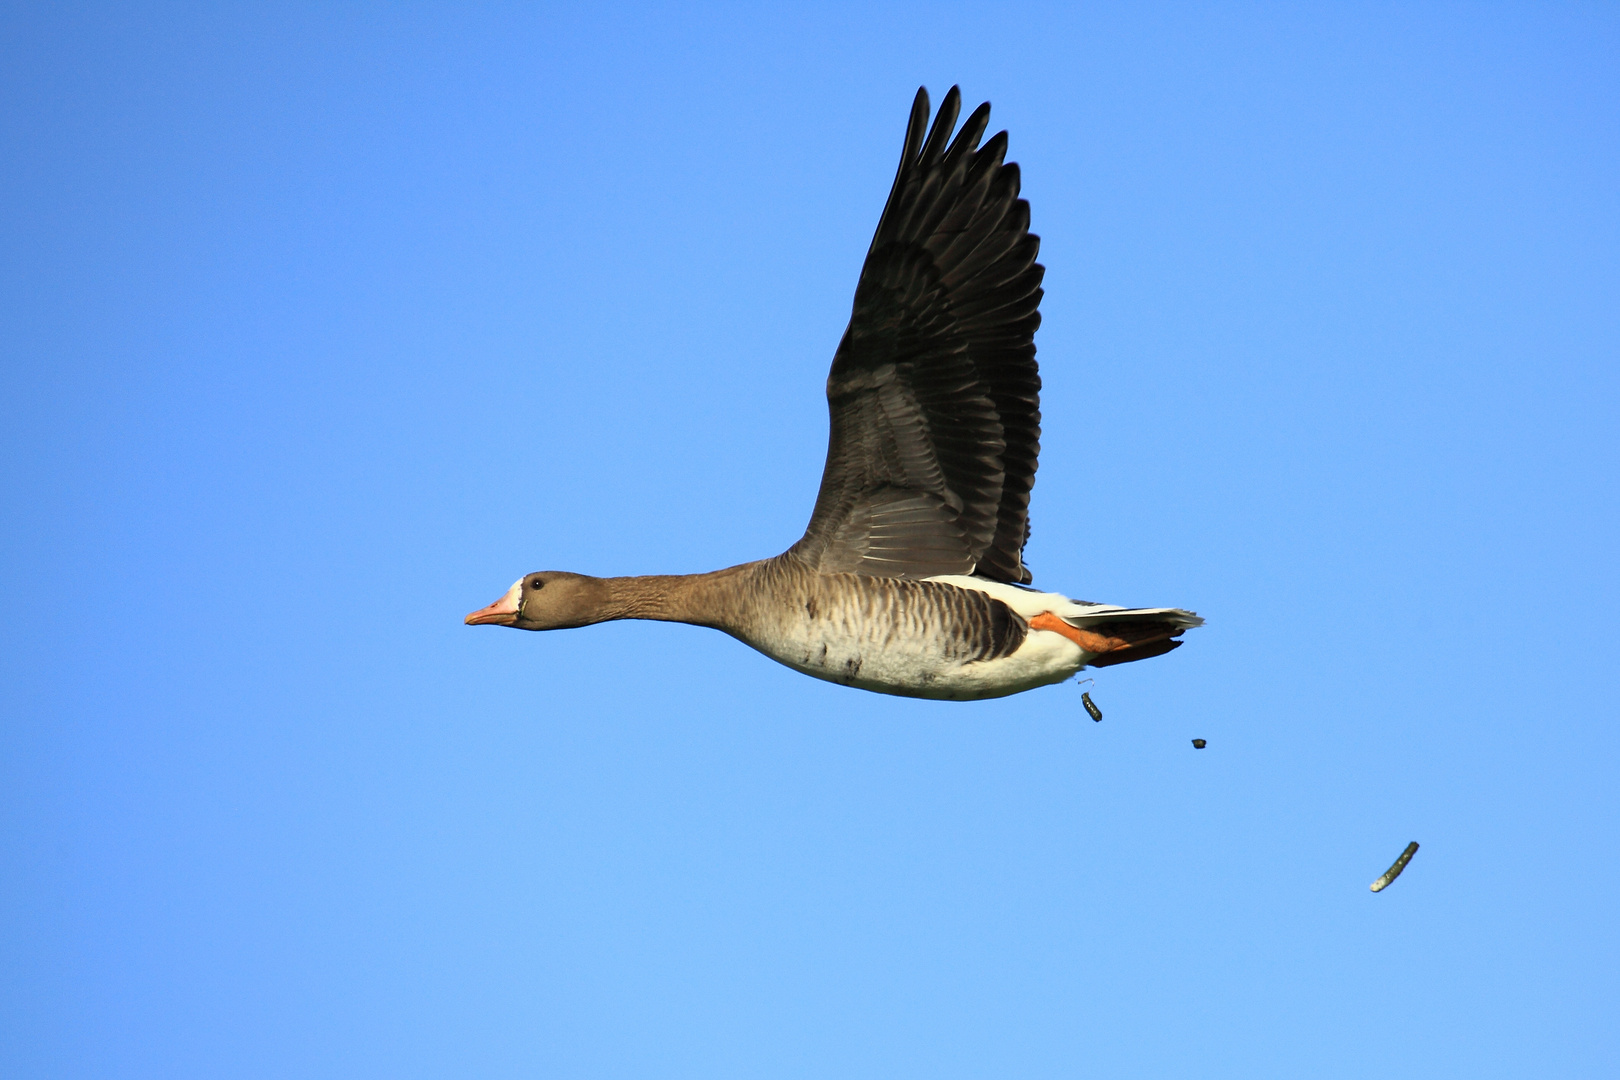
[1029,612,1130,655]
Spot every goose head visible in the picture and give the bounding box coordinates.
[464,572,611,630]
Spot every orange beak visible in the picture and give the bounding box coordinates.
[465,582,522,626]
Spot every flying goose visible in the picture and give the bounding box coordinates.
[466,87,1201,701]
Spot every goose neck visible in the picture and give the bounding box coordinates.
[601,564,752,627]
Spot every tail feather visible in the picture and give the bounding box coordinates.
[1089,637,1183,667]
[1052,607,1201,668]
[1061,604,1203,630]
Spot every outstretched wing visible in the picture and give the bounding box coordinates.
[789,86,1043,583]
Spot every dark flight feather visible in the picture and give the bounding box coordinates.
[791,86,1044,583]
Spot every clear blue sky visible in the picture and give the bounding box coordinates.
[3,4,1617,1077]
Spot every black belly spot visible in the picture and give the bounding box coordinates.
[805,597,819,619]
[842,656,862,683]
[818,644,828,663]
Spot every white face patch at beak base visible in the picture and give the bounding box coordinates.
[464,579,524,626]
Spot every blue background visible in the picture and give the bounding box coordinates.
[4,4,1617,1077]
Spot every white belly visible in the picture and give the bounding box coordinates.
[749,615,1085,701]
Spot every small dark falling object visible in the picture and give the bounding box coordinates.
[1370,841,1420,892]
[1081,692,1103,722]
[1191,739,1207,749]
